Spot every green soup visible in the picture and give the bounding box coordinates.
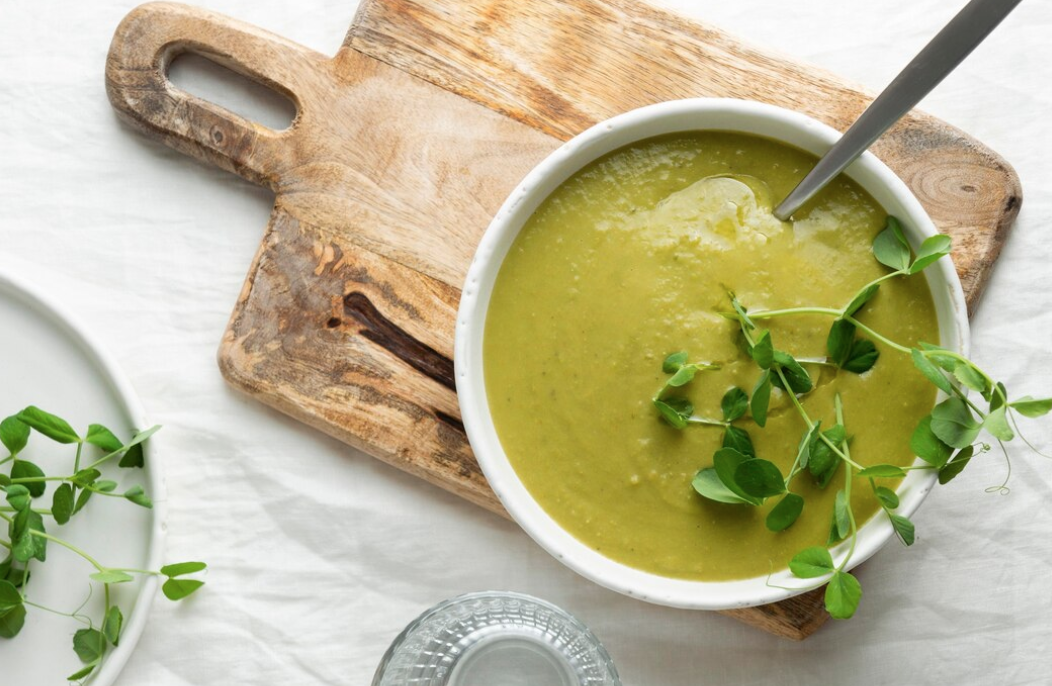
[484,132,938,581]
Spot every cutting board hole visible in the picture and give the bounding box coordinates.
[168,53,297,131]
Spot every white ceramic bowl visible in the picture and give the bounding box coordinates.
[454,99,970,610]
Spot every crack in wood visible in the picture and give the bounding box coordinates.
[434,410,466,434]
[343,291,456,392]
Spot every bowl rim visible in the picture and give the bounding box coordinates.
[454,97,971,610]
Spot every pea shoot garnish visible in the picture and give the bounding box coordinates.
[0,407,205,681]
[651,218,1051,620]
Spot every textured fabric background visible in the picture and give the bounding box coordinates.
[2,1,1050,683]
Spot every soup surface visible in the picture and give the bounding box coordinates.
[484,132,938,581]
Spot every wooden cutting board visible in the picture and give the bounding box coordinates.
[106,0,1020,640]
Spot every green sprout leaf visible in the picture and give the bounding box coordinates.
[856,464,907,478]
[889,216,908,244]
[875,486,899,509]
[954,365,989,396]
[3,564,26,588]
[825,571,863,619]
[990,382,1008,412]
[11,508,47,563]
[930,398,981,449]
[0,580,26,638]
[750,371,772,428]
[766,493,804,532]
[844,284,880,317]
[103,605,123,646]
[113,426,160,469]
[983,406,1015,442]
[890,513,916,546]
[827,513,841,544]
[911,415,953,467]
[5,485,31,512]
[70,468,101,488]
[662,351,689,374]
[67,664,98,681]
[72,628,106,664]
[90,570,134,584]
[1010,396,1052,418]
[10,460,46,498]
[160,559,209,603]
[712,449,763,505]
[15,406,80,444]
[729,292,755,330]
[160,561,208,577]
[0,603,26,639]
[0,416,29,455]
[938,446,975,485]
[795,421,821,471]
[909,234,952,274]
[124,485,153,509]
[809,424,846,489]
[919,342,960,373]
[735,458,786,499]
[842,339,879,374]
[750,330,774,369]
[872,218,911,272]
[1,562,29,589]
[119,442,145,469]
[85,424,123,452]
[654,398,693,429]
[73,488,93,515]
[722,425,755,459]
[0,579,23,614]
[828,320,879,374]
[52,483,74,525]
[720,387,749,423]
[834,490,851,540]
[667,365,697,387]
[771,351,812,394]
[162,578,205,601]
[911,348,953,394]
[826,319,855,367]
[693,468,755,505]
[789,546,834,578]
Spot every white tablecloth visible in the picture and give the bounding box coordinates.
[3,1,1051,683]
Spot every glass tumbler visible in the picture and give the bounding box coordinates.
[372,591,622,686]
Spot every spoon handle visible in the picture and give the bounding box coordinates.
[774,0,1024,220]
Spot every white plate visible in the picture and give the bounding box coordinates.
[0,268,165,684]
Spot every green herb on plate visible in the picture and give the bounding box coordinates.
[0,407,205,682]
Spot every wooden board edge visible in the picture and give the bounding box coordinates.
[217,336,510,518]
[216,209,509,517]
[719,587,830,640]
[934,116,1023,316]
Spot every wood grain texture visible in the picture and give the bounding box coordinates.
[105,0,1022,640]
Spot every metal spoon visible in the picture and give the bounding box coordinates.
[774,0,1024,221]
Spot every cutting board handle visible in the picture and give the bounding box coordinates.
[106,2,324,188]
